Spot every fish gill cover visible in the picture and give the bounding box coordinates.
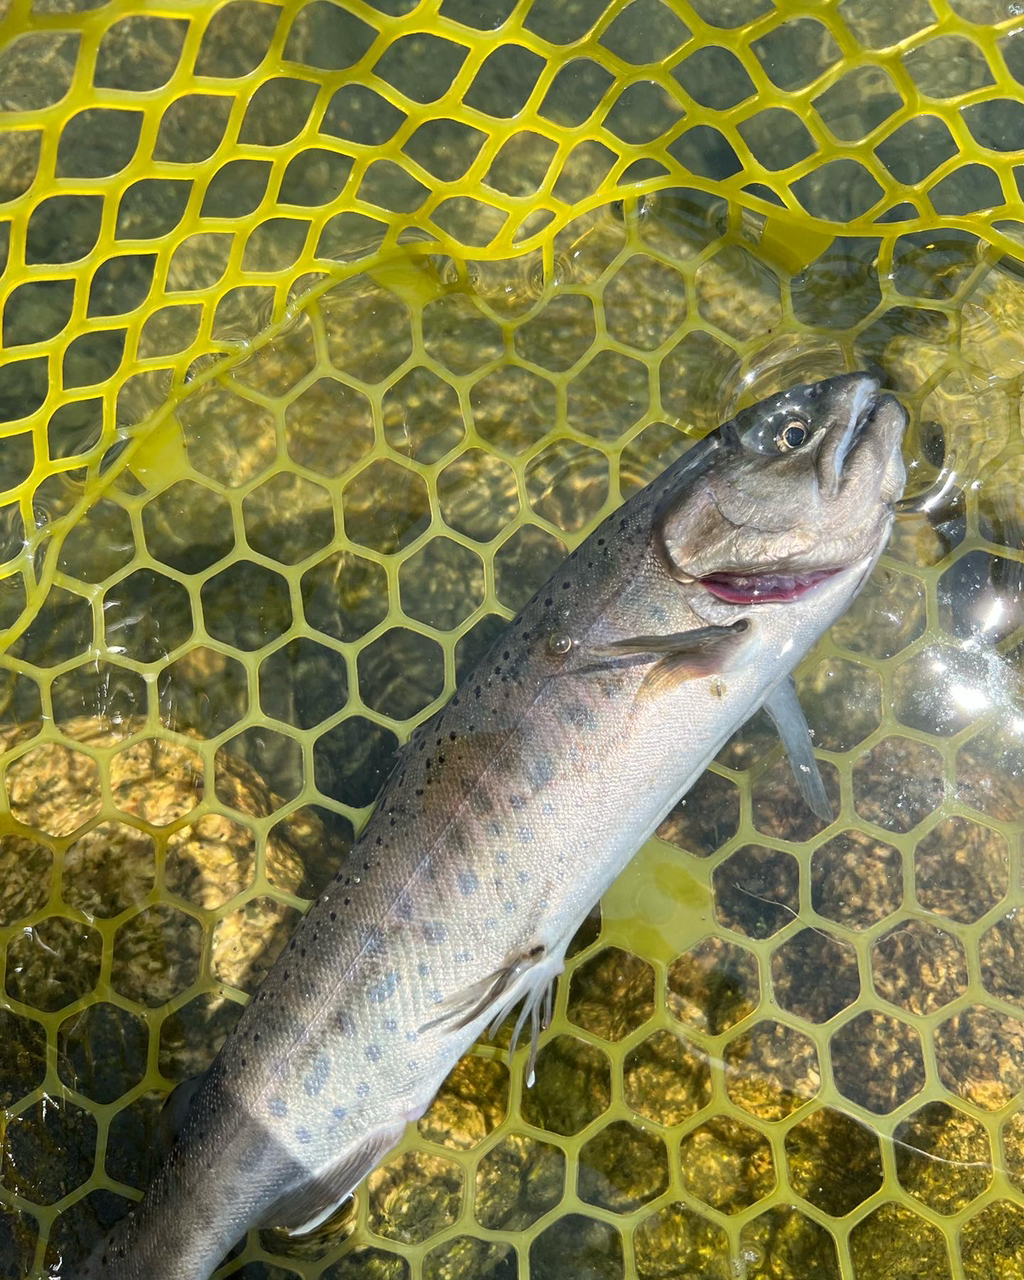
[1,0,1024,1277]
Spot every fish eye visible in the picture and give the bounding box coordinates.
[775,419,809,452]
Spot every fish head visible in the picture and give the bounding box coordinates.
[658,372,907,604]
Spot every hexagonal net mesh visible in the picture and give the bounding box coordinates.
[2,0,1024,1277]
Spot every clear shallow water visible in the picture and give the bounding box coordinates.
[3,2,1024,1276]
[2,190,1024,1279]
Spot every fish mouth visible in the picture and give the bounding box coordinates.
[700,566,845,604]
[838,379,880,473]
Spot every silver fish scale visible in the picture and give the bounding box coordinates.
[205,464,743,1197]
[78,375,906,1278]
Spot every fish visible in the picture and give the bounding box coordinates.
[76,372,907,1278]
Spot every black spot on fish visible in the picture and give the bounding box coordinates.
[544,596,552,607]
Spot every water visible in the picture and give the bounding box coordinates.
[3,3,1024,1276]
[2,187,1023,1278]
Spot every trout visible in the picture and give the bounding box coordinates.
[79,372,907,1277]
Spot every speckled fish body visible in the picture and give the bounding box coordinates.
[78,374,906,1278]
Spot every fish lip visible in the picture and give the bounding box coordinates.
[820,377,880,495]
[699,565,847,604]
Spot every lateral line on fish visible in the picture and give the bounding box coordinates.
[243,564,645,1118]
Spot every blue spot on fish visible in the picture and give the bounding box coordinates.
[517,870,530,884]
[527,757,555,787]
[268,1097,287,1118]
[495,851,509,865]
[457,870,479,896]
[541,800,555,816]
[356,1081,370,1099]
[365,1043,382,1063]
[303,1054,331,1097]
[384,1018,398,1032]
[406,1029,419,1043]
[488,820,502,836]
[418,961,431,977]
[517,826,534,842]
[564,702,597,731]
[509,793,525,810]
[504,899,517,913]
[295,1127,312,1145]
[364,927,386,957]
[456,949,471,963]
[369,971,400,1003]
[332,1106,347,1120]
[423,921,448,944]
[431,988,444,1004]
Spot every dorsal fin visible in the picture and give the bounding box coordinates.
[156,1071,207,1156]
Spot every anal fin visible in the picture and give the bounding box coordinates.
[764,677,833,822]
[266,1121,407,1237]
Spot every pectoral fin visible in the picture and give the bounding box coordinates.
[592,620,752,699]
[763,677,833,822]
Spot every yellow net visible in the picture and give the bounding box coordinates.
[2,1,1024,1276]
